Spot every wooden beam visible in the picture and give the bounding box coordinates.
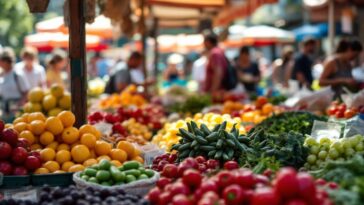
[153,18,159,78]
[140,0,148,87]
[69,0,87,127]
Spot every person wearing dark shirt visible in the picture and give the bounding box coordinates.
[292,38,316,88]
[236,46,261,93]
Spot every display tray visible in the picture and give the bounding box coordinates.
[1,176,31,189]
[31,173,74,187]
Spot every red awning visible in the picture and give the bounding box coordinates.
[147,0,224,8]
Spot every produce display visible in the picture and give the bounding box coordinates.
[0,120,41,175]
[23,84,71,116]
[10,111,143,174]
[79,160,155,186]
[304,135,364,170]
[153,113,245,151]
[147,167,333,205]
[99,85,147,109]
[326,102,361,119]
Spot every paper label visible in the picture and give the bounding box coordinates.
[3,188,38,201]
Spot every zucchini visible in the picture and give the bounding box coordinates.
[200,124,211,135]
[195,135,208,144]
[178,142,191,151]
[206,132,219,142]
[200,146,215,151]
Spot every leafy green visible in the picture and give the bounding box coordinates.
[168,94,212,114]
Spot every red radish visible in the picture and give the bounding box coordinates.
[223,161,239,170]
[297,173,316,203]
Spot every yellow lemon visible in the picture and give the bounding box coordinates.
[83,158,98,167]
[57,143,70,151]
[56,150,71,164]
[43,161,60,172]
[31,143,42,151]
[97,155,111,162]
[14,122,28,133]
[28,112,46,123]
[19,130,35,145]
[68,164,85,172]
[50,84,64,98]
[48,108,63,117]
[58,92,71,110]
[42,95,57,111]
[116,141,135,157]
[46,141,59,150]
[109,149,127,162]
[79,124,98,137]
[28,87,44,103]
[34,168,49,174]
[95,141,111,156]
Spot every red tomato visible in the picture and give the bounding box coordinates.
[157,177,172,189]
[147,187,161,204]
[182,169,202,188]
[274,168,299,199]
[223,161,239,170]
[285,199,307,205]
[216,171,236,188]
[223,185,244,205]
[235,170,256,188]
[162,164,178,178]
[170,182,190,196]
[344,109,356,119]
[172,194,193,205]
[159,192,173,205]
[251,187,280,205]
[297,173,316,204]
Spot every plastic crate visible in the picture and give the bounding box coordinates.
[1,176,31,189]
[31,173,73,187]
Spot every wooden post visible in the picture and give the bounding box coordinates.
[69,0,87,127]
[153,18,159,78]
[140,0,147,84]
[328,0,335,54]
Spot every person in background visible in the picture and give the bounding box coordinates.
[163,53,184,83]
[15,46,47,89]
[291,38,317,89]
[46,49,68,88]
[272,46,294,87]
[319,39,363,97]
[203,33,228,93]
[236,46,261,93]
[0,47,29,116]
[191,52,207,91]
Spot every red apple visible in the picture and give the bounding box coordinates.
[16,138,30,151]
[0,141,12,160]
[182,169,202,187]
[13,166,28,175]
[25,156,41,171]
[162,164,178,178]
[29,151,41,161]
[0,161,13,175]
[0,120,4,133]
[2,128,18,147]
[11,147,28,164]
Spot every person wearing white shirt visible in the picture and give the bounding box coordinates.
[0,48,30,115]
[15,47,46,89]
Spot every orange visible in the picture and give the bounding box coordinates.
[58,92,71,110]
[29,120,46,135]
[262,103,273,115]
[71,145,90,163]
[83,158,98,167]
[40,148,56,162]
[132,156,144,164]
[62,161,75,172]
[53,170,65,174]
[48,108,62,117]
[109,149,127,162]
[71,142,80,149]
[68,164,85,172]
[21,113,30,123]
[34,168,49,174]
[28,87,44,103]
[50,84,64,98]
[89,150,97,158]
[95,141,112,156]
[116,141,135,157]
[28,112,46,122]
[57,143,70,151]
[46,141,59,150]
[56,150,71,164]
[131,148,141,158]
[57,111,75,128]
[39,131,54,146]
[61,127,79,144]
[31,144,42,151]
[97,155,111,162]
[45,117,64,135]
[14,122,28,133]
[111,160,122,167]
[13,117,27,124]
[79,124,97,138]
[19,130,35,145]
[42,95,57,111]
[43,161,60,172]
[80,133,96,148]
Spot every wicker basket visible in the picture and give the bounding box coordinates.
[26,0,50,13]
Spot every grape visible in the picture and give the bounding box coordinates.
[355,143,364,152]
[331,142,343,153]
[349,137,360,147]
[345,148,355,157]
[316,159,323,165]
[328,149,339,159]
[305,137,318,146]
[321,143,330,151]
[342,141,352,149]
[319,137,331,144]
[310,145,320,154]
[318,151,328,160]
[307,155,317,164]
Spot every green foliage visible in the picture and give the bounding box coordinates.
[0,0,34,51]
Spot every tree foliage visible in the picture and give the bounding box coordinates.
[0,0,34,51]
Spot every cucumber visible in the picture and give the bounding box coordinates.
[195,135,208,144]
[189,150,196,157]
[222,153,230,161]
[219,121,227,131]
[208,150,217,158]
[194,129,204,137]
[238,136,250,144]
[171,144,181,150]
[178,142,192,151]
[191,140,198,147]
[226,139,235,147]
[200,146,215,151]
[187,122,193,133]
[206,132,219,142]
[227,149,235,158]
[200,124,211,135]
[214,150,223,159]
[193,144,200,151]
[212,124,221,132]
[228,133,246,152]
[123,161,140,170]
[231,124,239,137]
[216,139,223,149]
[179,128,195,141]
[209,142,217,147]
[178,149,189,158]
[190,121,199,132]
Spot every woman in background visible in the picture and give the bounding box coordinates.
[46,50,68,88]
[272,46,294,87]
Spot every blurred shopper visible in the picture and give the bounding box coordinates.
[291,38,317,89]
[203,33,228,93]
[319,39,363,97]
[236,46,261,93]
[0,47,29,116]
[163,53,184,85]
[105,51,154,93]
[15,47,47,89]
[272,46,294,87]
[89,52,113,79]
[191,52,207,91]
[46,50,68,88]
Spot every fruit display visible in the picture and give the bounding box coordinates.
[23,84,71,116]
[304,135,364,170]
[10,111,143,174]
[326,102,360,119]
[88,78,106,97]
[99,85,147,109]
[171,121,249,163]
[152,113,245,151]
[147,167,333,205]
[0,120,41,175]
[1,185,148,205]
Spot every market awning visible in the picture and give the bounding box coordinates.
[147,0,224,8]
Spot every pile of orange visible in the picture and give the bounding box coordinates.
[99,85,147,109]
[11,111,144,174]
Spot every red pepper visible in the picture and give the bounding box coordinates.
[223,185,244,205]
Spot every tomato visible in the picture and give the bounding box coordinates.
[338,104,347,112]
[170,182,190,196]
[217,171,236,188]
[147,187,161,204]
[335,110,344,118]
[328,182,338,189]
[159,192,173,205]
[168,154,178,163]
[162,164,178,178]
[157,177,172,189]
[235,170,256,188]
[198,164,207,173]
[297,173,316,204]
[223,184,244,205]
[251,187,280,205]
[195,156,206,163]
[262,169,272,178]
[274,168,299,199]
[172,194,193,205]
[315,178,326,186]
[327,107,337,115]
[344,109,356,119]
[223,161,239,170]
[285,199,307,205]
[254,174,269,185]
[182,169,202,188]
[255,96,268,109]
[206,159,219,169]
[196,181,218,199]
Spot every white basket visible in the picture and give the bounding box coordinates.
[73,170,160,196]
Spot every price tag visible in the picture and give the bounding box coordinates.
[93,122,112,136]
[3,188,38,201]
[311,120,343,141]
